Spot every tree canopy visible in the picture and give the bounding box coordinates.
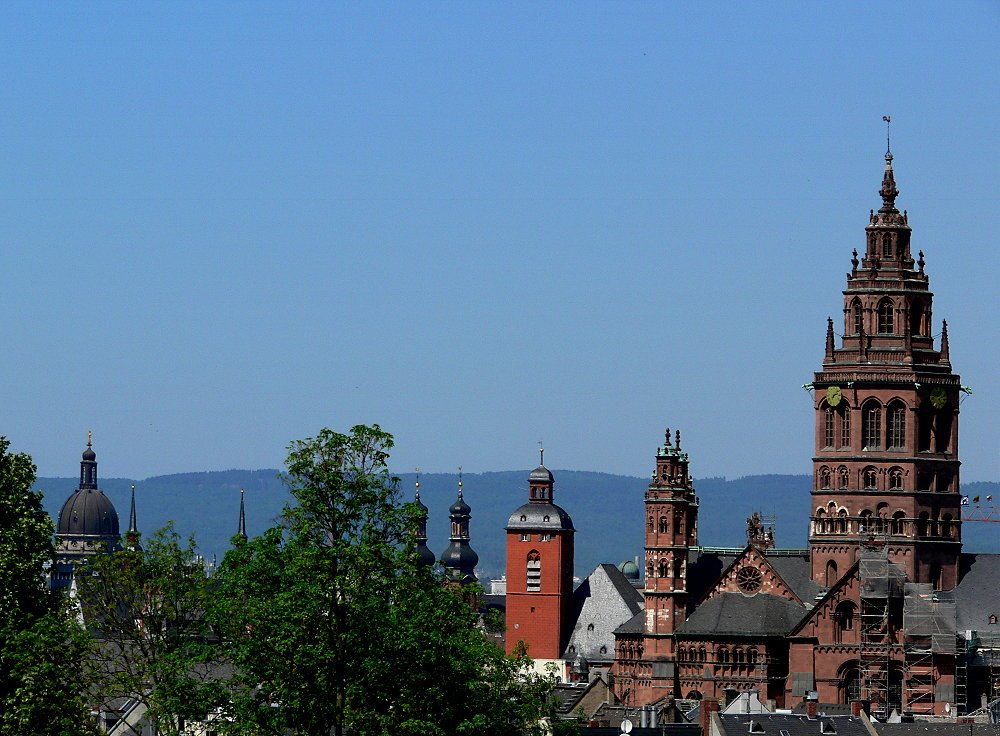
[0,436,95,736]
[212,424,555,736]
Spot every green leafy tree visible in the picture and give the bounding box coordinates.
[77,524,223,736]
[212,424,554,736]
[0,436,96,736]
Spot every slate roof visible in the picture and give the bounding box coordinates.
[563,564,644,660]
[506,502,575,530]
[874,725,1000,735]
[720,713,870,736]
[676,592,808,637]
[955,553,1000,631]
[767,551,823,602]
[615,609,645,635]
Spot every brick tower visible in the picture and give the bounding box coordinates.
[809,149,963,590]
[505,450,575,660]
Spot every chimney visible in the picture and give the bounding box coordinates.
[850,700,869,717]
[700,698,720,733]
[804,690,819,719]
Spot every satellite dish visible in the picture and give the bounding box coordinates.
[620,718,633,734]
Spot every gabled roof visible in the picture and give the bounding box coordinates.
[955,553,1000,631]
[563,563,644,660]
[676,592,806,637]
[720,713,870,736]
[615,609,645,635]
[789,561,861,638]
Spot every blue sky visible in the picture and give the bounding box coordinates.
[2,3,997,483]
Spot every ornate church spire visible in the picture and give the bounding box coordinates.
[442,469,479,583]
[413,472,436,568]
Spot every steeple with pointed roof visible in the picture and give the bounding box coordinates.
[412,474,436,568]
[441,470,479,583]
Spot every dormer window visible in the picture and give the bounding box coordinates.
[990,614,998,625]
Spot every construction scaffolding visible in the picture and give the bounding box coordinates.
[859,545,905,718]
[902,584,958,715]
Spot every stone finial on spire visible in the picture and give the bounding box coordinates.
[826,317,835,359]
[414,469,421,502]
[940,320,950,362]
[664,428,671,447]
[879,152,899,212]
[87,430,92,448]
[675,430,681,449]
[539,443,544,467]
[457,467,463,499]
[238,489,247,541]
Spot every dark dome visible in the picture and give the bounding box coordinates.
[620,560,640,580]
[416,541,436,568]
[450,496,471,515]
[82,446,96,462]
[529,464,554,483]
[506,502,575,531]
[57,489,120,537]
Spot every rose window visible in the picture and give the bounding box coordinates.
[736,566,763,594]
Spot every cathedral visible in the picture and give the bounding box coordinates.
[504,149,999,719]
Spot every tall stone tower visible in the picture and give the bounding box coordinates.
[505,451,575,660]
[643,429,698,658]
[809,150,962,590]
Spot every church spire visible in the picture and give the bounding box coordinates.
[128,484,138,534]
[879,151,899,213]
[237,489,247,541]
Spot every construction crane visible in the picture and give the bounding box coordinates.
[961,496,1000,523]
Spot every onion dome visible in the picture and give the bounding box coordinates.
[413,475,435,568]
[442,471,478,583]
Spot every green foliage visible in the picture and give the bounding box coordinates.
[0,436,96,736]
[77,523,223,736]
[212,425,555,736]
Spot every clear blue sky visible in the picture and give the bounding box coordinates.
[2,3,997,483]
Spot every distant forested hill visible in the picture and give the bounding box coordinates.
[37,472,1000,581]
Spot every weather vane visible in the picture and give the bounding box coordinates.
[882,115,891,154]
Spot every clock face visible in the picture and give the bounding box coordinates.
[826,386,843,407]
[930,388,948,410]
[736,566,763,595]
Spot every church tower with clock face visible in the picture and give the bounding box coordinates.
[809,149,963,590]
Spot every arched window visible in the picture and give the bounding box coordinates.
[860,509,873,533]
[852,299,863,335]
[824,406,835,448]
[657,559,668,578]
[659,516,668,534]
[734,648,744,665]
[888,402,906,450]
[834,602,856,644]
[825,559,838,587]
[819,466,832,489]
[938,469,952,493]
[882,232,893,258]
[877,299,894,334]
[863,467,878,490]
[814,508,826,535]
[674,510,685,534]
[718,647,729,664]
[941,513,954,538]
[917,512,930,537]
[747,648,759,665]
[699,646,707,662]
[891,511,906,535]
[888,468,903,491]
[526,550,541,592]
[862,402,882,450]
[838,508,848,534]
[840,404,852,449]
[840,667,861,703]
[648,516,654,533]
[686,690,703,700]
[647,561,654,578]
[838,466,850,490]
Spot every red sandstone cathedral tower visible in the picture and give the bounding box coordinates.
[505,452,575,659]
[809,149,963,590]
